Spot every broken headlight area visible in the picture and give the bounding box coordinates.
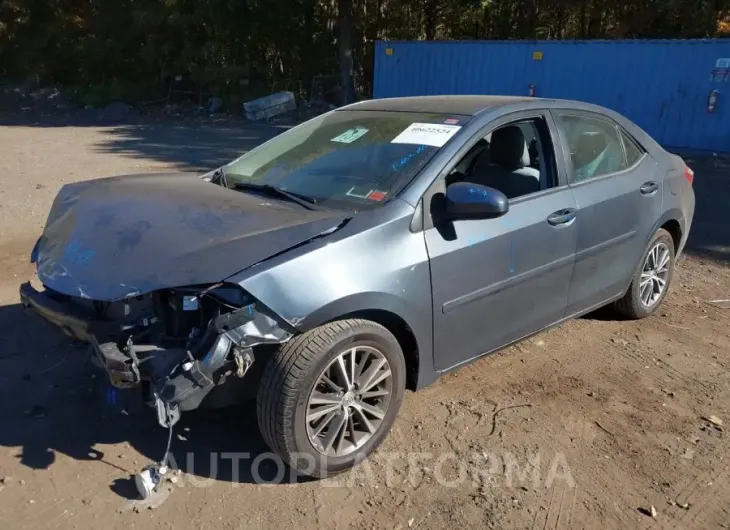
[19,281,292,426]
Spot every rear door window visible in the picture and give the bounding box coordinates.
[555,114,627,183]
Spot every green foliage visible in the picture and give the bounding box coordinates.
[0,0,728,105]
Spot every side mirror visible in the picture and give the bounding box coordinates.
[444,182,509,220]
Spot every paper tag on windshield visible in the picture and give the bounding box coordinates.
[391,123,461,147]
[331,127,369,143]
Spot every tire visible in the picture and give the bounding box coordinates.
[256,319,406,479]
[614,228,675,319]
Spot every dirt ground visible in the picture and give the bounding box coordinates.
[0,114,728,530]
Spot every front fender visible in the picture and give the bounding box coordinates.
[288,291,419,332]
[231,210,438,389]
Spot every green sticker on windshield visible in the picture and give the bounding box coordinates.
[331,127,369,144]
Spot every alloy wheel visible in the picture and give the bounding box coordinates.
[640,242,671,307]
[306,346,393,457]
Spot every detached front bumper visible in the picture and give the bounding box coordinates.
[20,282,149,388]
[20,281,102,342]
[19,282,281,425]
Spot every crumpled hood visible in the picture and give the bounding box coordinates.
[35,173,347,300]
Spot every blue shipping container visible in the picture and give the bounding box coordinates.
[374,40,730,152]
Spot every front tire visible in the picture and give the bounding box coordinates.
[256,319,406,478]
[615,228,675,319]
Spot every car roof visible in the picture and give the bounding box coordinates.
[342,95,604,117]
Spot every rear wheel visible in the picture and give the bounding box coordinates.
[615,228,675,319]
[256,319,405,478]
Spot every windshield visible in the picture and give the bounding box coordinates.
[223,110,469,210]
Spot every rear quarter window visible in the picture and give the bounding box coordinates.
[619,130,645,167]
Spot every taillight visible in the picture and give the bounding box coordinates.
[683,166,694,185]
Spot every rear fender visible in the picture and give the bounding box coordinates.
[622,208,685,294]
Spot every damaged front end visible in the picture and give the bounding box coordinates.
[19,281,292,427]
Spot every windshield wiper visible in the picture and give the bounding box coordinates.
[233,182,320,210]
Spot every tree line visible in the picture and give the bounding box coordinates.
[0,0,728,107]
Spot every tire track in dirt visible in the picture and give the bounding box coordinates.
[666,468,730,529]
[529,484,580,530]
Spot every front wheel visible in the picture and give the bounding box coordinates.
[614,228,675,319]
[256,319,406,478]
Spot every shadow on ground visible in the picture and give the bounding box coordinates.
[678,154,730,264]
[0,111,286,172]
[93,122,284,171]
[0,302,307,496]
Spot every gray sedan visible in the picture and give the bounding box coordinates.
[20,95,695,486]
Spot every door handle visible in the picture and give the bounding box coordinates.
[547,208,577,226]
[640,181,659,195]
